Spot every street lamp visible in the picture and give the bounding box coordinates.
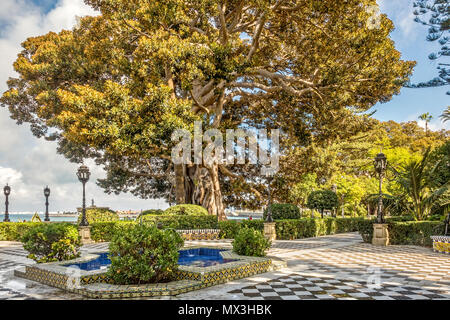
[44,186,50,222]
[3,184,10,222]
[266,176,274,222]
[374,152,387,224]
[76,164,91,227]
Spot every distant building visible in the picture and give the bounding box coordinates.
[76,199,111,213]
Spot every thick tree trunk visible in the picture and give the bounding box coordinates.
[174,163,226,221]
[174,164,186,204]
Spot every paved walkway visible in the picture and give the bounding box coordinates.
[0,233,449,300]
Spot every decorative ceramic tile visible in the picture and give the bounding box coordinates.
[15,246,273,299]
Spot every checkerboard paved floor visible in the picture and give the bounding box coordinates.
[227,273,450,300]
[1,232,449,300]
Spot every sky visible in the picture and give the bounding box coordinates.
[0,0,448,212]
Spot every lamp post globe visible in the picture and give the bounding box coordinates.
[3,184,10,222]
[44,186,50,222]
[374,152,387,224]
[77,165,91,227]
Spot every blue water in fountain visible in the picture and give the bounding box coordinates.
[178,248,236,267]
[64,248,236,271]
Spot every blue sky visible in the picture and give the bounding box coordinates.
[373,0,449,130]
[0,0,448,212]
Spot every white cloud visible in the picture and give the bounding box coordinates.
[0,1,167,212]
[417,118,450,131]
[378,0,421,40]
[0,166,23,185]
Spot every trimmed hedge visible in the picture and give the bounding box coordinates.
[219,220,264,239]
[0,222,43,241]
[275,218,364,240]
[140,214,218,229]
[219,218,363,240]
[90,221,135,242]
[357,219,445,247]
[263,203,301,220]
[140,209,164,216]
[77,208,119,224]
[164,204,208,216]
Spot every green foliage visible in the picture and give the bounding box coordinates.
[275,218,364,240]
[333,175,369,216]
[427,141,450,190]
[164,204,209,216]
[393,148,450,220]
[357,218,445,246]
[140,215,218,229]
[218,220,264,239]
[307,190,339,217]
[0,222,42,241]
[0,0,415,213]
[355,218,375,243]
[365,193,408,216]
[441,106,450,122]
[288,173,318,206]
[77,208,119,224]
[232,228,271,257]
[108,224,184,284]
[263,203,301,220]
[90,221,135,242]
[218,218,362,240]
[140,209,164,216]
[389,221,444,246]
[21,223,80,263]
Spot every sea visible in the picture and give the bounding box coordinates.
[0,213,261,222]
[0,213,78,222]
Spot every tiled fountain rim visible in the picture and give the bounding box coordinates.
[29,245,269,276]
[15,245,276,298]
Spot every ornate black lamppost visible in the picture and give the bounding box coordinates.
[3,184,10,222]
[266,176,274,222]
[44,186,50,222]
[374,152,387,224]
[76,164,91,227]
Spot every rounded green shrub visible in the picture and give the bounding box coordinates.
[90,221,135,242]
[140,209,164,216]
[140,215,218,229]
[107,224,184,284]
[307,190,339,217]
[21,223,80,263]
[77,208,119,224]
[164,204,208,216]
[232,227,271,257]
[218,220,264,239]
[263,203,300,220]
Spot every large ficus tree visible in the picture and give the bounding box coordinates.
[1,0,414,219]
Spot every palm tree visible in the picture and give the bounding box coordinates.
[394,149,450,221]
[418,112,433,135]
[440,106,450,123]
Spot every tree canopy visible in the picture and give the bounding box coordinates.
[1,0,415,218]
